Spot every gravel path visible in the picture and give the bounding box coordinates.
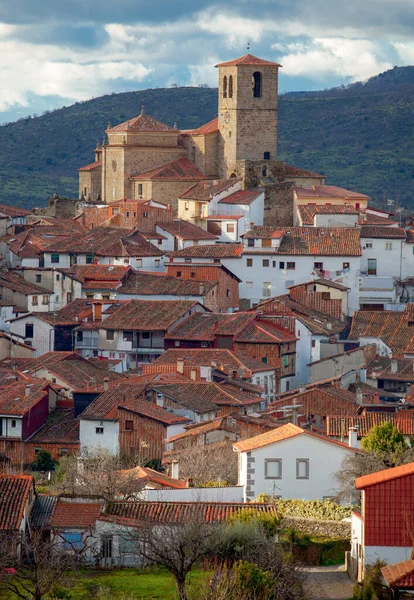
[304,565,354,600]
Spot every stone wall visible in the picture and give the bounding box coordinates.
[281,515,351,538]
[264,182,295,226]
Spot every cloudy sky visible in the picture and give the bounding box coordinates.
[0,0,412,123]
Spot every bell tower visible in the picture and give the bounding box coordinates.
[216,54,281,178]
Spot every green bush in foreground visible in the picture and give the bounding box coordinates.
[254,496,353,521]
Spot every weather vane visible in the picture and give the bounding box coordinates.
[247,41,251,51]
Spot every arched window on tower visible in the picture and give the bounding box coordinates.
[252,72,262,98]
[264,151,270,160]
[223,76,227,98]
[228,75,233,98]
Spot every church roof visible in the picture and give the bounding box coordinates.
[190,117,219,136]
[131,156,205,181]
[215,54,281,67]
[78,160,102,172]
[107,113,176,133]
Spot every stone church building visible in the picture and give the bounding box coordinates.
[79,54,325,224]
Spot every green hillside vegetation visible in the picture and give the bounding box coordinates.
[0,65,412,210]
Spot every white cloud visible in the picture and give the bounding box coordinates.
[393,41,414,64]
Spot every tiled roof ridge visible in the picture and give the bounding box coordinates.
[355,461,414,489]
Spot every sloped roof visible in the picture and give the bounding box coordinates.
[0,475,34,531]
[355,462,414,489]
[216,54,281,67]
[326,412,414,438]
[156,219,217,240]
[277,227,361,256]
[62,265,131,283]
[382,559,414,588]
[349,307,414,357]
[31,495,57,529]
[107,113,175,133]
[360,226,406,239]
[132,156,205,181]
[165,312,257,341]
[27,409,79,444]
[179,178,241,201]
[295,185,369,200]
[100,299,202,331]
[0,204,31,217]
[288,278,350,291]
[118,466,187,489]
[50,498,104,528]
[190,117,219,136]
[219,190,263,205]
[171,243,243,259]
[298,204,358,225]
[118,271,216,297]
[0,270,53,295]
[78,160,102,172]
[0,380,49,417]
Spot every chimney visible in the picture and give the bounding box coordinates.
[231,369,238,379]
[25,385,31,397]
[199,283,205,296]
[190,368,197,381]
[186,477,194,488]
[177,359,184,374]
[171,461,179,480]
[391,359,398,373]
[291,406,298,425]
[104,377,109,392]
[92,303,102,321]
[348,426,358,448]
[356,388,363,406]
[326,322,332,331]
[299,383,306,393]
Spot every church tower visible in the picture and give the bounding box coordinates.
[216,54,281,179]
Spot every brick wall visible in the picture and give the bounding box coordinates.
[290,286,343,321]
[81,202,174,232]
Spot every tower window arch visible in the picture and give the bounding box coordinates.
[228,75,233,98]
[252,72,262,98]
[223,76,227,98]
[264,151,270,160]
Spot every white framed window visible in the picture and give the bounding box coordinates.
[262,282,271,297]
[246,281,253,288]
[96,427,104,434]
[365,242,373,249]
[174,340,180,347]
[296,459,309,479]
[265,459,282,479]
[385,242,393,250]
[201,342,208,348]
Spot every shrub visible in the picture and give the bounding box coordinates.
[31,450,58,472]
[254,497,354,521]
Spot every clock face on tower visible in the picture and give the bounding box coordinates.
[224,111,230,124]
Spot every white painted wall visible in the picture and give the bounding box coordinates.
[0,416,23,438]
[238,433,357,501]
[79,419,120,456]
[9,315,54,357]
[143,485,244,502]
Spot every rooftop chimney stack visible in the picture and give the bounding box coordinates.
[391,359,398,374]
[177,359,184,374]
[348,426,358,448]
[104,377,109,392]
[356,388,363,406]
[25,385,31,397]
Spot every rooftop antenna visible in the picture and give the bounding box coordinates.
[247,41,251,52]
[141,101,145,116]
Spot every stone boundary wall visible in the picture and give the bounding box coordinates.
[281,515,351,538]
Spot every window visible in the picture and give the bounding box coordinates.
[11,420,16,428]
[67,292,72,303]
[185,258,192,263]
[34,447,41,454]
[125,420,133,431]
[365,242,373,249]
[36,274,41,283]
[246,281,253,288]
[314,262,323,271]
[343,262,350,271]
[201,342,208,348]
[32,296,38,306]
[86,255,94,264]
[228,75,233,98]
[138,184,143,198]
[272,261,276,267]
[264,151,270,160]
[261,357,268,364]
[143,212,148,218]
[191,272,196,278]
[355,203,360,210]
[119,534,136,555]
[96,427,104,434]
[51,254,59,264]
[175,340,180,347]
[311,340,316,348]
[123,331,133,342]
[262,239,271,247]
[60,448,68,456]
[112,208,119,216]
[176,271,182,277]
[223,75,227,98]
[126,211,129,217]
[296,459,309,479]
[265,459,282,479]
[101,535,113,559]
[25,324,34,338]
[76,331,83,342]
[262,282,271,297]
[158,239,163,245]
[322,292,331,301]
[142,332,150,339]
[252,71,262,97]
[385,242,393,250]
[86,293,94,299]
[246,258,253,267]
[109,352,116,358]
[56,274,60,281]
[42,295,49,305]
[367,258,377,275]
[55,295,59,303]
[262,259,269,267]
[62,532,83,551]
[226,223,235,233]
[106,330,114,341]
[136,259,142,268]
[102,294,110,300]
[283,355,289,368]
[262,166,267,177]
[226,289,230,297]
[286,262,295,270]
[279,262,285,269]
[155,259,161,268]
[185,202,189,211]
[248,238,254,247]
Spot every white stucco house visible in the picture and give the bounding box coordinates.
[233,422,362,502]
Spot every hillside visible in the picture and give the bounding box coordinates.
[0,66,412,210]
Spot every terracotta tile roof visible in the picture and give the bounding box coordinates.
[132,157,205,181]
[367,357,414,382]
[78,160,102,172]
[100,299,202,331]
[180,179,241,201]
[234,422,363,453]
[359,211,398,226]
[118,271,216,297]
[107,113,175,133]
[276,227,361,256]
[45,227,164,258]
[298,204,358,225]
[234,319,297,344]
[189,117,219,136]
[216,54,281,67]
[0,270,53,295]
[50,498,103,528]
[149,348,272,378]
[27,409,79,444]
[326,411,414,438]
[165,312,257,341]
[382,560,414,587]
[349,307,414,357]
[156,219,217,240]
[204,214,244,220]
[63,265,131,283]
[0,474,34,531]
[104,501,277,525]
[168,417,236,443]
[0,379,49,417]
[295,185,369,200]
[0,204,31,217]
[218,190,263,205]
[29,218,87,233]
[355,462,414,489]
[243,226,285,239]
[118,466,187,489]
[270,162,325,180]
[360,226,406,238]
[288,278,350,291]
[171,243,243,259]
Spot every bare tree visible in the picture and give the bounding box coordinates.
[52,449,145,501]
[174,440,238,485]
[0,529,91,600]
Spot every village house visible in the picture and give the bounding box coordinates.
[325,410,414,447]
[308,345,377,384]
[0,474,36,557]
[0,204,31,236]
[24,408,80,464]
[234,422,362,502]
[293,185,369,223]
[0,269,55,313]
[351,463,414,581]
[365,356,414,396]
